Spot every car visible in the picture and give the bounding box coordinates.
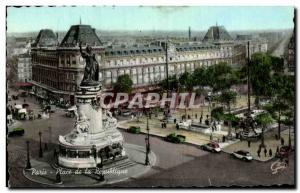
[201,142,221,153]
[165,133,186,143]
[276,146,292,158]
[8,128,25,137]
[44,105,56,113]
[127,126,141,134]
[121,110,132,116]
[231,150,253,161]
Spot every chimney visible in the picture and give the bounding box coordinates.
[188,26,191,41]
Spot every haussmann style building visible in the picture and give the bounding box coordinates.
[30,24,265,104]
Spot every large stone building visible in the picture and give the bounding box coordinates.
[30,24,246,103]
[17,53,32,82]
[286,10,295,73]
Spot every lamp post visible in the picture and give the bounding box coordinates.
[145,114,151,165]
[55,169,62,184]
[39,131,43,158]
[25,141,31,170]
[92,145,104,182]
[98,150,105,181]
[54,149,58,165]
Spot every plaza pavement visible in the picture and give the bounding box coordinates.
[22,143,156,187]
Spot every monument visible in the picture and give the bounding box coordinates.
[58,44,125,168]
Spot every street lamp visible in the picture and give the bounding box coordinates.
[25,141,31,170]
[145,114,151,166]
[92,145,105,182]
[39,131,43,158]
[55,169,62,184]
[54,149,58,165]
[98,150,105,181]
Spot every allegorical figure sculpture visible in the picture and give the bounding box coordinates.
[79,43,99,85]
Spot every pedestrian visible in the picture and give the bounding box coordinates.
[161,123,164,128]
[257,149,261,158]
[176,123,179,130]
[269,149,272,157]
[276,146,279,155]
[285,158,289,166]
[281,137,285,146]
[164,123,167,128]
[195,113,198,119]
[174,118,176,124]
[222,135,226,143]
[199,116,203,124]
[264,148,267,157]
[205,119,209,126]
[188,114,191,119]
[248,140,251,148]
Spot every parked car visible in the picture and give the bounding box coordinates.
[12,95,19,100]
[165,133,186,143]
[22,103,29,108]
[201,142,221,153]
[127,126,141,134]
[8,128,25,137]
[276,146,292,158]
[122,110,132,116]
[231,150,253,161]
[44,105,56,113]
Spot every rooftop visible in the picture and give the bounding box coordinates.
[31,29,58,47]
[59,25,102,47]
[203,25,233,42]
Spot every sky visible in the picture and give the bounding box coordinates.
[6,6,294,33]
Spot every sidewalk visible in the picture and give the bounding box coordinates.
[223,129,294,162]
[23,143,156,187]
[118,116,239,149]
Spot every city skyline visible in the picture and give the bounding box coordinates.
[7,6,294,33]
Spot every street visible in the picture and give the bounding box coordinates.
[6,91,294,188]
[7,120,295,187]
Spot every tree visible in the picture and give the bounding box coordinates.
[211,107,224,121]
[282,111,294,148]
[206,62,236,92]
[267,74,294,139]
[271,56,284,74]
[192,67,207,88]
[159,75,179,91]
[249,53,273,105]
[218,90,237,138]
[255,112,273,148]
[113,74,133,93]
[179,72,194,92]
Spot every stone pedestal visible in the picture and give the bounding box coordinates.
[58,83,125,168]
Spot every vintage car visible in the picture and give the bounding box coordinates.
[8,128,25,137]
[165,133,186,143]
[65,107,76,118]
[201,142,221,153]
[231,150,253,161]
[127,126,141,134]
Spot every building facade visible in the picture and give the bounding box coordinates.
[17,53,32,82]
[30,24,247,102]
